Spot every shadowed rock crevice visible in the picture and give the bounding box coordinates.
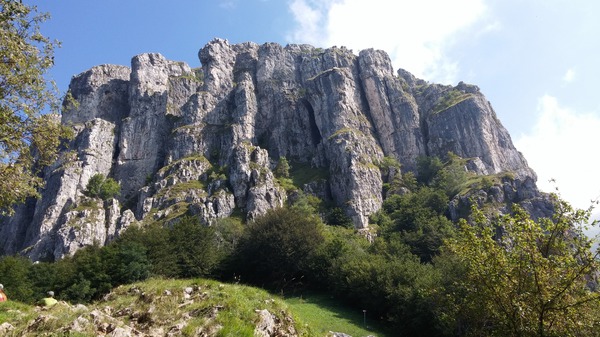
[301,99,322,146]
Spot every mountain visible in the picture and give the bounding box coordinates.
[0,38,549,261]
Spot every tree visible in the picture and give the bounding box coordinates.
[117,223,178,277]
[169,216,223,278]
[0,1,72,214]
[0,255,34,302]
[416,155,443,185]
[274,156,290,178]
[445,196,600,336]
[377,187,453,262]
[102,241,150,285]
[234,207,324,285]
[432,152,469,197]
[85,173,120,200]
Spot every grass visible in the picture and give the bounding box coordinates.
[327,127,358,140]
[289,162,329,188]
[0,278,314,337]
[71,198,102,212]
[1,279,397,336]
[284,292,393,337]
[457,171,516,196]
[157,155,209,176]
[155,180,207,200]
[431,89,473,114]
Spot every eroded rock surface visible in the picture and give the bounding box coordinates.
[0,39,542,260]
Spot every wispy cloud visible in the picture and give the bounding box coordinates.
[219,0,238,10]
[287,0,329,45]
[286,0,488,83]
[562,68,576,84]
[516,95,600,210]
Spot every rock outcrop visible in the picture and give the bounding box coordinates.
[0,39,542,260]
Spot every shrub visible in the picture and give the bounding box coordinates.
[85,173,120,200]
[274,156,290,178]
[325,207,354,228]
[233,207,324,286]
[444,199,600,336]
[169,216,224,278]
[416,156,443,185]
[0,256,34,302]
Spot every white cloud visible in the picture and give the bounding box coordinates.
[516,95,600,210]
[219,0,237,9]
[287,0,488,83]
[287,0,329,45]
[562,68,576,83]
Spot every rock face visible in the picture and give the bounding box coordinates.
[0,39,542,260]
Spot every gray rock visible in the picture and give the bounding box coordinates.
[254,309,276,337]
[0,322,14,334]
[328,332,353,337]
[0,39,548,258]
[424,94,535,179]
[65,315,91,333]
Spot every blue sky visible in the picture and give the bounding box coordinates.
[30,0,600,213]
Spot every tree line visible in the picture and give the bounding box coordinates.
[2,159,599,336]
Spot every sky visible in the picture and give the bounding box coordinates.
[29,0,600,217]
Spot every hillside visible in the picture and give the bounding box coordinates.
[0,278,381,337]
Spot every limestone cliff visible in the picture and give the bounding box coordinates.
[0,39,542,261]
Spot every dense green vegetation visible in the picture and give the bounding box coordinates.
[2,154,598,336]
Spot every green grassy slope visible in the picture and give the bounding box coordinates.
[0,278,303,336]
[0,279,391,337]
[285,292,392,337]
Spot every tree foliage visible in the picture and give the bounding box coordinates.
[416,153,469,197]
[416,155,444,185]
[0,255,34,302]
[0,0,72,214]
[274,156,290,178]
[85,173,120,200]
[169,216,225,278]
[445,197,600,336]
[375,186,453,262]
[233,206,324,285]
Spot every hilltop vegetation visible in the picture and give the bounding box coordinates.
[0,278,394,337]
[0,278,306,336]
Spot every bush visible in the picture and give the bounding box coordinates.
[169,216,224,278]
[85,173,120,200]
[378,187,452,262]
[444,200,600,336]
[325,207,354,228]
[416,156,443,185]
[233,207,324,286]
[0,256,34,302]
[274,156,290,178]
[103,241,150,285]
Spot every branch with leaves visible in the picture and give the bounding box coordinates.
[0,0,73,214]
